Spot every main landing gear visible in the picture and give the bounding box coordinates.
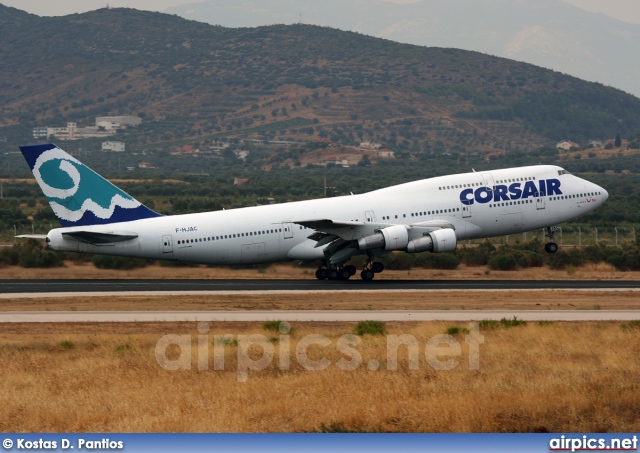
[360,259,384,281]
[315,259,384,281]
[545,226,559,254]
[315,264,356,280]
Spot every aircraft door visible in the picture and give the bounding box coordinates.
[365,210,375,223]
[481,172,495,191]
[461,203,471,218]
[283,222,294,239]
[162,235,173,254]
[537,195,546,210]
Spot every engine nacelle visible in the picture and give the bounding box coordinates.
[406,228,457,253]
[357,224,409,251]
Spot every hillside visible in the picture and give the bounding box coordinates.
[1,5,640,159]
[168,0,640,98]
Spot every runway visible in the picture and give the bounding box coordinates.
[1,278,640,294]
[1,309,638,323]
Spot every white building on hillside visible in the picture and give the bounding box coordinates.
[102,141,125,152]
[96,116,142,130]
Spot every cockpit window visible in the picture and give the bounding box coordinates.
[558,169,571,175]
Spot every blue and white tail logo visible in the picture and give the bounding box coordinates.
[20,143,161,227]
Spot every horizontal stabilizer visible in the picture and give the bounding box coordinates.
[62,231,138,245]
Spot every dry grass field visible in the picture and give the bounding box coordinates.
[1,261,639,433]
[1,321,639,432]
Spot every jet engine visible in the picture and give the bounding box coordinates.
[357,224,409,251]
[406,228,457,253]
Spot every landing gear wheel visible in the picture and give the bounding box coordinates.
[339,268,351,280]
[328,269,340,280]
[545,243,558,254]
[361,269,375,281]
[372,262,385,273]
[315,268,328,280]
[345,265,357,276]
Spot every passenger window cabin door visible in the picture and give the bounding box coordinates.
[162,235,173,254]
[283,222,294,239]
[365,210,375,223]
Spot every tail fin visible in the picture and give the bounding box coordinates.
[20,143,161,227]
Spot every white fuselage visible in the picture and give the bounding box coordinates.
[46,165,608,264]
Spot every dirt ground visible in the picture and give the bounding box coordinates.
[1,261,639,280]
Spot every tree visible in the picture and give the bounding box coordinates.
[615,133,622,148]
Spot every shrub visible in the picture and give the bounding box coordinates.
[7,239,64,268]
[479,318,527,329]
[432,253,460,270]
[354,321,387,336]
[546,248,584,270]
[456,241,495,266]
[414,252,460,269]
[487,254,518,271]
[500,317,527,328]
[263,320,282,332]
[381,253,415,270]
[479,319,500,330]
[115,343,136,353]
[514,250,544,268]
[92,255,149,270]
[0,246,19,267]
[446,326,469,335]
[621,320,640,331]
[58,340,75,350]
[319,422,374,433]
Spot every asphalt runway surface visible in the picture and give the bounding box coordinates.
[1,309,638,323]
[2,279,640,294]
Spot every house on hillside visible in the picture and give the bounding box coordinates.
[234,150,249,160]
[234,177,249,186]
[359,141,381,149]
[101,141,125,152]
[556,141,580,151]
[375,149,395,158]
[95,116,142,130]
[324,157,349,168]
[484,151,500,161]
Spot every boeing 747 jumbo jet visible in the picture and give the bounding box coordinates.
[19,143,608,281]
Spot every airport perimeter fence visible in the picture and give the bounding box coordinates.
[466,226,637,248]
[1,223,637,248]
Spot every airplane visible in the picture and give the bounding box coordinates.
[18,143,608,281]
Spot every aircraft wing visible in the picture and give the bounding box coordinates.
[408,220,456,231]
[292,218,456,264]
[294,219,365,230]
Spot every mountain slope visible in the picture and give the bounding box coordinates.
[167,0,640,98]
[1,5,640,156]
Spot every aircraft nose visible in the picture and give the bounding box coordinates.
[601,187,609,202]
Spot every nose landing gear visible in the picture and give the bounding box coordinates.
[545,226,559,254]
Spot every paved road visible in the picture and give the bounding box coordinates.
[1,279,640,294]
[1,309,638,323]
